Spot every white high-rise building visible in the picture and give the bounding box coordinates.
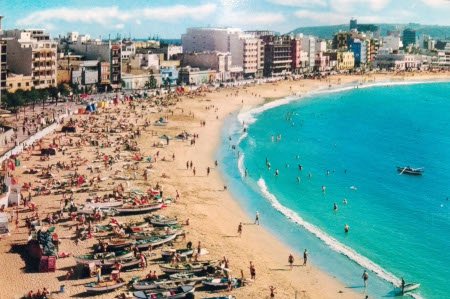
[182,27,263,78]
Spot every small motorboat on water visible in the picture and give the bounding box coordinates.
[397,166,424,175]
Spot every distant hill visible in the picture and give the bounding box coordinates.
[289,23,450,40]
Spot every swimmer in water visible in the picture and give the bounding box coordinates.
[275,169,279,176]
[333,203,338,211]
[267,162,271,170]
[322,185,326,193]
[344,224,350,233]
[298,164,303,171]
[244,169,248,177]
[297,177,301,183]
[343,198,348,205]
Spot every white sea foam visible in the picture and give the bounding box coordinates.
[256,177,403,287]
[237,153,246,178]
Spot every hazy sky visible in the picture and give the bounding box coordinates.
[2,0,450,38]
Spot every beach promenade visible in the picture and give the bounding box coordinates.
[0,72,448,299]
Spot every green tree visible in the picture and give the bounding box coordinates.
[4,90,25,113]
[28,88,40,112]
[39,89,49,109]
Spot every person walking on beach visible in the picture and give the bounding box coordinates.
[249,261,256,280]
[288,254,294,270]
[193,167,196,176]
[269,286,276,298]
[237,222,243,237]
[206,166,210,176]
[362,270,369,288]
[303,249,308,266]
[255,211,260,225]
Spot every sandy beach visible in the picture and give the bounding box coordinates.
[0,72,449,299]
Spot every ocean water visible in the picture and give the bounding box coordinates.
[218,81,450,299]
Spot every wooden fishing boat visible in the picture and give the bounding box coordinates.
[107,238,136,250]
[116,203,163,214]
[161,248,194,262]
[147,215,178,227]
[397,166,424,175]
[169,273,202,281]
[85,199,123,208]
[132,285,195,299]
[130,227,184,240]
[159,261,215,274]
[75,250,133,265]
[85,277,126,293]
[202,277,238,289]
[133,278,195,290]
[135,234,177,250]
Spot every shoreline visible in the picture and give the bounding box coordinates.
[0,72,448,299]
[215,75,450,298]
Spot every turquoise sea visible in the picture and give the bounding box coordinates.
[218,81,450,299]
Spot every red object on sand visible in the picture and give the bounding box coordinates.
[39,256,56,272]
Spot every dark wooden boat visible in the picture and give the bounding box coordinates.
[397,166,424,175]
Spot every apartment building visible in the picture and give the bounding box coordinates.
[69,39,122,89]
[3,29,57,89]
[262,35,292,77]
[182,28,262,78]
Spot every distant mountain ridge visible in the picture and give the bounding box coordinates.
[288,23,450,40]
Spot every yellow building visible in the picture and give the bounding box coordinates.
[6,73,33,92]
[337,51,355,70]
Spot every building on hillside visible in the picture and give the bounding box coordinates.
[262,35,292,77]
[178,66,217,85]
[6,73,32,92]
[349,39,367,67]
[181,28,262,78]
[68,39,122,89]
[402,29,416,48]
[374,53,422,71]
[3,29,57,89]
[349,19,379,35]
[337,52,355,70]
[181,51,232,82]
